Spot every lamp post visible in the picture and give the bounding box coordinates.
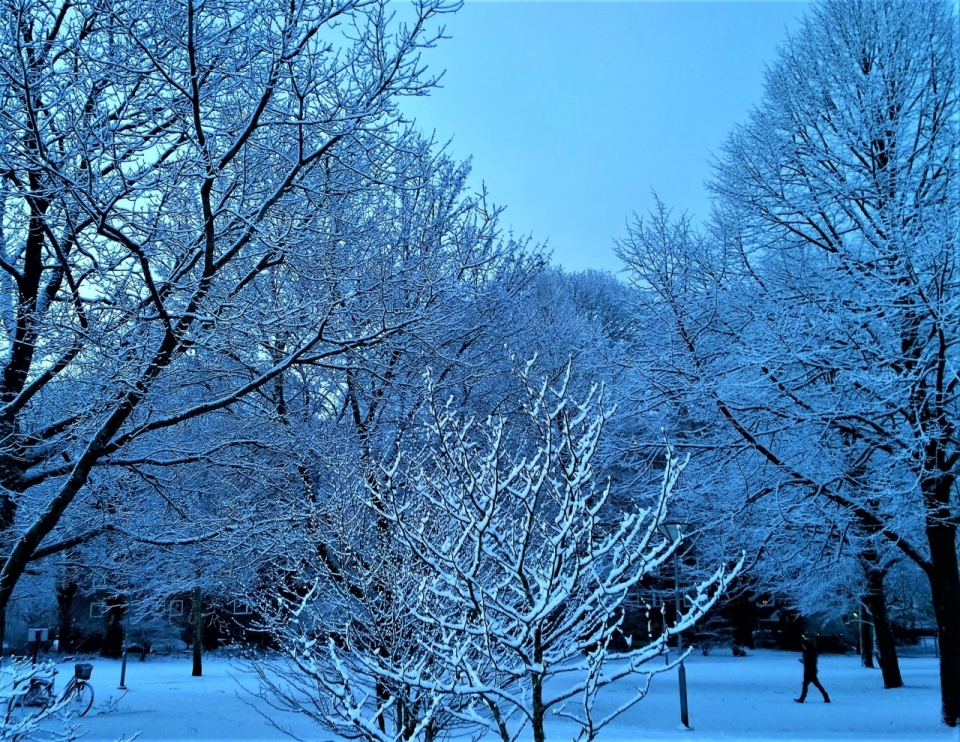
[659,521,690,730]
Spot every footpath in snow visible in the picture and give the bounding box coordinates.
[66,649,957,742]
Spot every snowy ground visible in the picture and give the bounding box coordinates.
[62,649,958,742]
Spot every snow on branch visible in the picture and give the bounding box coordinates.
[366,361,742,742]
[1,660,76,742]
[254,358,740,742]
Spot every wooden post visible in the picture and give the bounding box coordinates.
[192,587,202,677]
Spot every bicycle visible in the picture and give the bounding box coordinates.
[8,662,95,718]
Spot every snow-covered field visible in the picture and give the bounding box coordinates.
[66,650,957,742]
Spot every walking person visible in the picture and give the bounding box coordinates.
[795,636,830,703]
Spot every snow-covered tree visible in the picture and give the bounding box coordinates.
[253,359,739,742]
[368,362,740,742]
[617,198,912,683]
[0,0,464,648]
[619,0,960,724]
[251,475,476,742]
[712,0,959,722]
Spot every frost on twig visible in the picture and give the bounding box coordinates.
[1,660,76,742]
[369,362,742,742]
[255,360,740,742]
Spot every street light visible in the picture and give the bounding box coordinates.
[658,521,690,730]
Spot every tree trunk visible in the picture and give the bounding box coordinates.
[102,594,126,658]
[56,580,78,653]
[531,673,545,742]
[859,599,875,669]
[376,681,387,734]
[863,567,903,688]
[192,586,203,677]
[927,522,960,727]
[485,697,510,742]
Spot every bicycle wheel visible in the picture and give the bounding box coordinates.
[5,691,24,723]
[5,682,48,723]
[64,681,94,717]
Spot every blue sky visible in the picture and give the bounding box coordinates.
[402,1,809,273]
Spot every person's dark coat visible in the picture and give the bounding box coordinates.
[801,640,819,680]
[796,637,830,703]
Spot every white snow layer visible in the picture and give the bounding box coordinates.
[63,649,956,742]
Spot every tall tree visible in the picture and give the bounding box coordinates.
[0,0,461,648]
[713,0,958,722]
[622,0,959,724]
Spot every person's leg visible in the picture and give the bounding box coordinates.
[812,676,830,702]
[796,679,810,702]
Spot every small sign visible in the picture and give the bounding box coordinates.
[27,628,48,643]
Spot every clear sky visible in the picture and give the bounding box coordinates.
[402,1,809,273]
